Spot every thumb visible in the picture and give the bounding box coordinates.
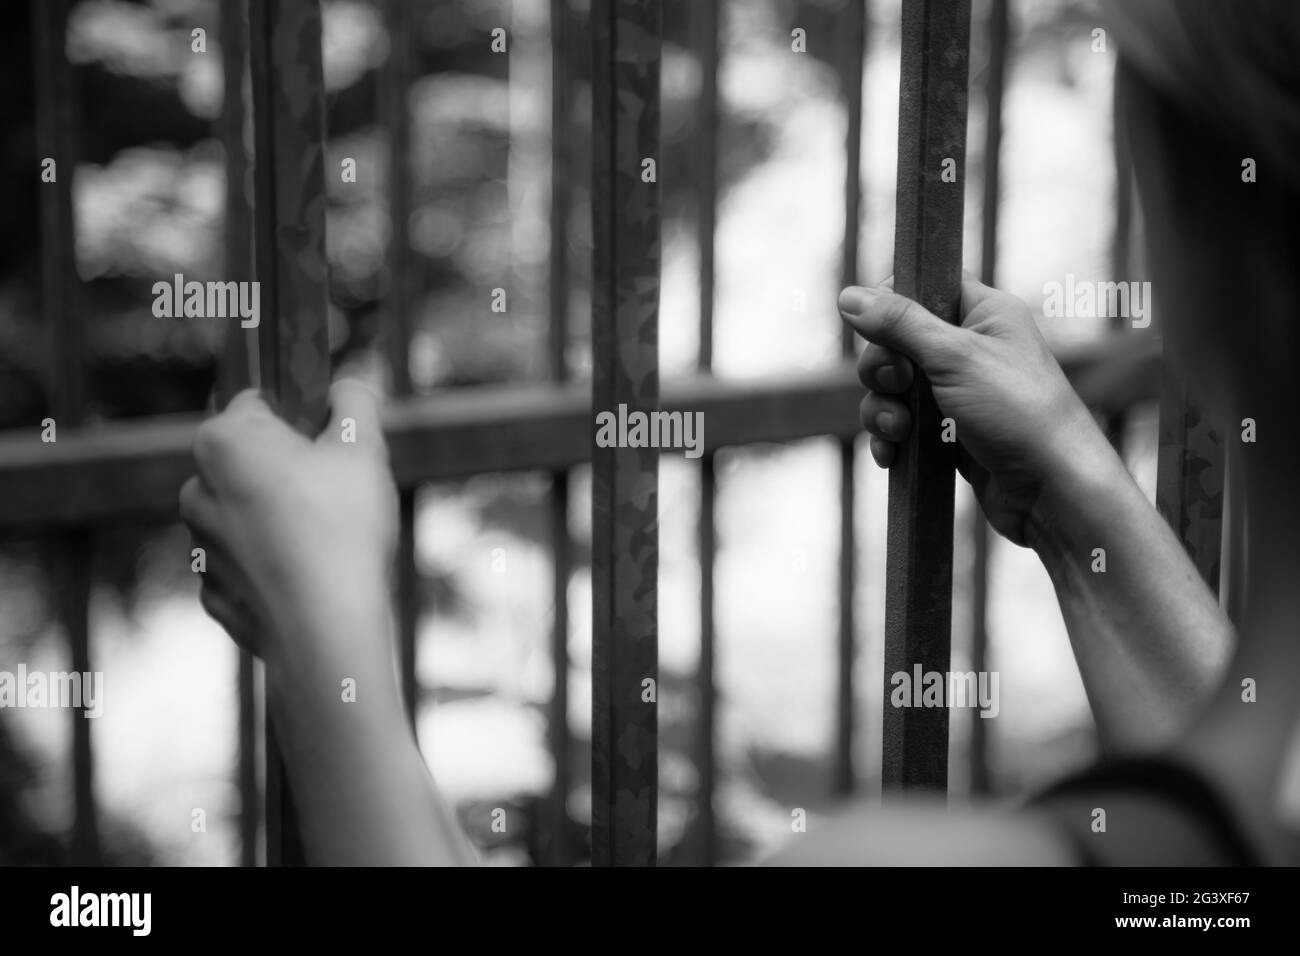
[322,377,386,451]
[838,286,963,372]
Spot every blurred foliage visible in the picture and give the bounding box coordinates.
[0,0,1105,865]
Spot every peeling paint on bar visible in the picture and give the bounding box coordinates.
[249,0,333,866]
[1156,361,1224,596]
[882,0,972,795]
[590,0,662,867]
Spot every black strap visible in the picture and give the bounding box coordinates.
[1028,756,1260,866]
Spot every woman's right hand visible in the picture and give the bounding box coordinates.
[839,275,1118,548]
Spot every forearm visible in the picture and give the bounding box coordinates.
[264,589,477,866]
[1027,436,1234,752]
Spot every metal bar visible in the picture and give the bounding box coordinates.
[834,0,866,798]
[219,0,254,408]
[692,0,720,867]
[33,0,100,865]
[590,0,662,867]
[1155,362,1224,595]
[546,471,571,865]
[249,0,333,866]
[217,0,260,867]
[544,0,574,868]
[1221,441,1248,628]
[970,0,1007,797]
[697,1,719,374]
[380,0,419,729]
[881,0,972,795]
[34,0,82,418]
[0,348,1161,530]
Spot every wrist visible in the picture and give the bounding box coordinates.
[262,573,396,690]
[1026,418,1132,560]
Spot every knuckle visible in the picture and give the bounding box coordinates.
[896,297,927,330]
[192,418,231,470]
[178,477,202,524]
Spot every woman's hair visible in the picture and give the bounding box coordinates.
[1104,0,1300,191]
[1106,0,1300,457]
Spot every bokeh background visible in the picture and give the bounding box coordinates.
[0,0,1155,865]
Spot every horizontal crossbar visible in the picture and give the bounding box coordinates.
[0,335,1159,531]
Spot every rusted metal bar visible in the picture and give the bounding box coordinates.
[835,0,866,798]
[249,0,333,866]
[219,0,254,408]
[970,0,1007,797]
[692,0,720,867]
[1221,442,1248,628]
[0,347,1159,531]
[544,0,574,868]
[33,0,100,865]
[1155,362,1224,595]
[590,0,662,867]
[217,0,260,867]
[882,0,971,795]
[380,0,419,729]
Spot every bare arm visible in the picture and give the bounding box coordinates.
[180,383,476,865]
[1025,435,1233,749]
[840,277,1233,751]
[263,589,475,866]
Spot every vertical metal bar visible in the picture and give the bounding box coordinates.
[1221,442,1248,628]
[969,0,1007,797]
[692,0,719,867]
[218,0,260,867]
[834,0,866,798]
[249,0,333,866]
[381,0,419,729]
[590,0,662,867]
[696,0,719,375]
[220,0,253,407]
[1155,364,1224,596]
[35,0,82,419]
[33,0,100,865]
[881,0,971,795]
[544,0,574,868]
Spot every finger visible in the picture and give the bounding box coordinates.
[838,286,963,370]
[868,434,896,469]
[178,475,222,538]
[224,387,274,418]
[959,275,1009,322]
[198,582,258,651]
[323,377,385,451]
[858,392,912,442]
[857,343,915,393]
[194,396,299,492]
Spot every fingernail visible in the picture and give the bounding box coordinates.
[878,365,899,390]
[876,410,895,433]
[838,286,876,316]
